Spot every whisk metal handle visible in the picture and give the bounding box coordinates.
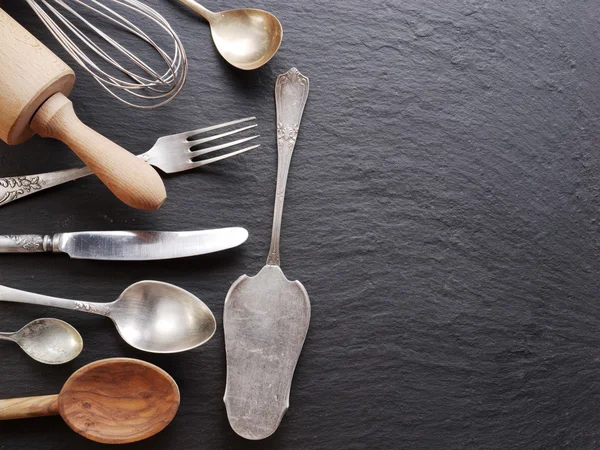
[30,93,166,210]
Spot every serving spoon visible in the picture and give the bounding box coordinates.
[0,318,82,364]
[0,281,216,353]
[0,358,180,444]
[178,0,282,70]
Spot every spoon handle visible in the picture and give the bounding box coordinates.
[266,68,310,266]
[0,285,111,317]
[0,394,59,420]
[0,332,14,342]
[178,0,215,21]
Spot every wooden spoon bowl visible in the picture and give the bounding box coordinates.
[0,358,180,444]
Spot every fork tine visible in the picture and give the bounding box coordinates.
[177,117,256,140]
[189,135,260,158]
[187,124,257,147]
[188,144,261,169]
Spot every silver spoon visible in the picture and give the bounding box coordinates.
[0,281,216,354]
[178,0,282,70]
[0,318,83,365]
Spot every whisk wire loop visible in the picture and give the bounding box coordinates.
[25,0,187,108]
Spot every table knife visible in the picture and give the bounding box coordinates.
[0,228,248,260]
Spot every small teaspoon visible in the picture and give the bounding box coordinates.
[0,318,83,365]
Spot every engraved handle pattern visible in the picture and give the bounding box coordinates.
[0,235,51,253]
[0,285,112,317]
[0,176,42,206]
[0,167,92,207]
[267,68,310,266]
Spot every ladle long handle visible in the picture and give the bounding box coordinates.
[0,394,59,420]
[0,284,112,317]
[266,68,310,266]
[178,0,215,21]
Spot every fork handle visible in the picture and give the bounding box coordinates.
[0,167,92,207]
[30,93,166,210]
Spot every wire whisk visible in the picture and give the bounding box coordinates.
[25,0,187,109]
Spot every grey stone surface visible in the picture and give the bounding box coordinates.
[0,0,598,448]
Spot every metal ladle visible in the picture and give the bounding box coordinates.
[179,0,282,70]
[0,318,83,364]
[0,281,216,353]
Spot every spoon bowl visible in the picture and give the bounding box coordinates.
[210,9,282,70]
[179,1,282,70]
[0,358,180,444]
[0,280,216,354]
[0,318,82,365]
[111,281,217,353]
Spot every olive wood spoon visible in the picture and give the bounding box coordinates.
[0,358,180,444]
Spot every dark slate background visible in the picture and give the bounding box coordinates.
[0,0,599,448]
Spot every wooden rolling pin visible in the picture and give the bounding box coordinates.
[0,8,166,210]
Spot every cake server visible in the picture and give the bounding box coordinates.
[0,228,248,260]
[223,68,311,440]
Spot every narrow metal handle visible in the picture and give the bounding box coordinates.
[0,235,52,253]
[0,285,112,317]
[178,0,216,21]
[266,68,310,266]
[0,332,15,343]
[0,167,92,207]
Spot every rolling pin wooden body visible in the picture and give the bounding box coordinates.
[0,8,166,210]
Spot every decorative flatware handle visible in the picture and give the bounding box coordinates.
[0,284,111,316]
[0,235,53,253]
[0,167,92,207]
[0,395,59,420]
[266,68,310,266]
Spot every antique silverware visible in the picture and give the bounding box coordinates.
[0,117,259,207]
[223,68,311,440]
[25,0,187,108]
[178,0,282,70]
[0,227,249,260]
[0,358,180,444]
[0,318,83,365]
[0,281,217,353]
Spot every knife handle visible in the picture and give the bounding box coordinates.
[0,235,53,253]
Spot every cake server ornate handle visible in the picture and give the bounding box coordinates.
[266,68,310,266]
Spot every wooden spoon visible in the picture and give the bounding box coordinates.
[0,358,180,444]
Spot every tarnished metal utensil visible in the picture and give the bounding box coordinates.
[0,227,248,260]
[0,318,82,364]
[0,281,216,354]
[178,0,282,70]
[223,68,311,440]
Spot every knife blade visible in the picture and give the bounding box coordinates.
[0,228,248,260]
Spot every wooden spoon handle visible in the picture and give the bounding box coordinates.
[0,394,59,420]
[30,93,167,210]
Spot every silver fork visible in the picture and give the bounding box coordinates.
[0,117,259,207]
